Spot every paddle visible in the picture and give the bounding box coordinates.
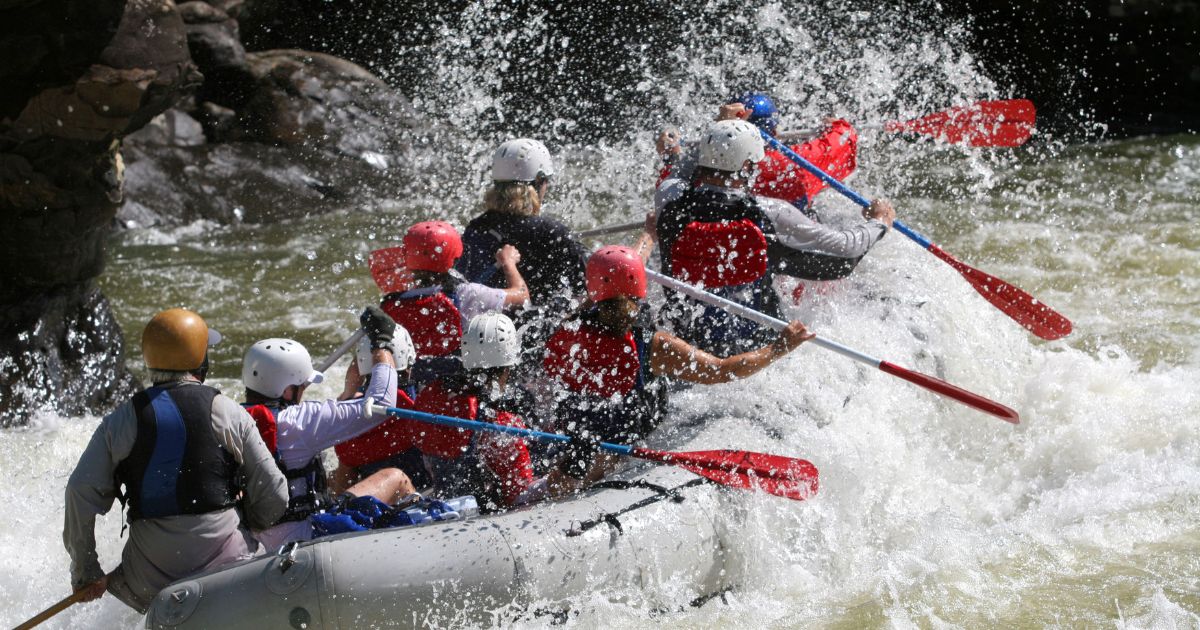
[646,269,1019,424]
[364,399,819,501]
[760,131,1072,341]
[367,246,411,294]
[779,99,1037,148]
[577,221,645,238]
[316,329,366,372]
[14,587,92,630]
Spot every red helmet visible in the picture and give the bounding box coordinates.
[403,221,463,273]
[586,246,647,302]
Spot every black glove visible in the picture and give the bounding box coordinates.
[360,305,397,352]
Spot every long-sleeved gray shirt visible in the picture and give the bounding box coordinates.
[63,381,288,607]
[254,361,398,551]
[655,179,887,259]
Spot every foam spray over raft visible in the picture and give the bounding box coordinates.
[3,0,1199,627]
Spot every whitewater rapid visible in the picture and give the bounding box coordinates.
[3,1,1199,626]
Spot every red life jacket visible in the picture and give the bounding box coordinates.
[381,288,462,357]
[243,403,329,523]
[332,390,417,469]
[543,322,643,397]
[415,380,535,507]
[410,380,477,460]
[670,219,768,288]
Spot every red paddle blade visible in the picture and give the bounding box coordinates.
[368,246,412,293]
[632,448,819,501]
[885,99,1036,147]
[877,361,1020,424]
[928,245,1072,341]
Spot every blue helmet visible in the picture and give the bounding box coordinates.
[734,92,779,133]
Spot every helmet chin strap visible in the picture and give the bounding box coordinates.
[193,354,211,383]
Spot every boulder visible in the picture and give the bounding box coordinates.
[0,0,198,424]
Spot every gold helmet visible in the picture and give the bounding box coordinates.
[142,308,222,371]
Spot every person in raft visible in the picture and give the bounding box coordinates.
[382,220,529,388]
[330,329,432,493]
[654,118,896,356]
[656,91,860,218]
[541,246,815,486]
[336,312,554,511]
[65,308,288,613]
[457,138,589,317]
[239,306,418,551]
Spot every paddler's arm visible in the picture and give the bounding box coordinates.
[63,404,133,598]
[632,211,657,264]
[648,321,815,385]
[495,245,530,306]
[210,396,288,530]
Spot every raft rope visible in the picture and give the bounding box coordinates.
[565,477,708,537]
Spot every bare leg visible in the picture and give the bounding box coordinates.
[345,467,415,505]
[328,462,361,495]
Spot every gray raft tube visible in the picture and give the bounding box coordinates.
[146,465,737,629]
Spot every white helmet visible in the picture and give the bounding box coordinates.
[492,138,555,183]
[461,312,520,370]
[355,326,416,374]
[698,119,766,172]
[242,338,325,399]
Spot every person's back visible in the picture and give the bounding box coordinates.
[384,221,528,387]
[458,138,587,321]
[461,210,586,306]
[64,309,287,612]
[414,313,540,511]
[240,309,416,551]
[655,120,784,356]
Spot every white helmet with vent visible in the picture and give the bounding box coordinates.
[460,312,520,370]
[492,138,555,183]
[698,119,766,172]
[242,338,324,399]
[355,326,416,374]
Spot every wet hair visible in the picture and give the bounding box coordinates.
[594,296,639,334]
[483,181,542,216]
[147,368,194,384]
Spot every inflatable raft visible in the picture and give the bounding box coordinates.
[145,462,736,628]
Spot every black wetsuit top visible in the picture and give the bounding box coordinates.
[457,211,588,307]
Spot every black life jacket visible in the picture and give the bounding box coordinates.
[542,308,668,446]
[657,185,785,356]
[242,403,330,524]
[114,383,240,521]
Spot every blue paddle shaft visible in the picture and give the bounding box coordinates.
[760,132,934,250]
[365,399,634,456]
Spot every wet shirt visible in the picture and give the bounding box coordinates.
[457,211,588,306]
[64,382,288,609]
[254,362,398,551]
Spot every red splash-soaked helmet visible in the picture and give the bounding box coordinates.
[403,221,463,273]
[586,246,647,302]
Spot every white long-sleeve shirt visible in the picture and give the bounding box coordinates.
[254,361,397,550]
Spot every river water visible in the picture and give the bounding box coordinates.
[4,2,1200,627]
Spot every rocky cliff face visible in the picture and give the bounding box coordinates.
[1,0,411,423]
[0,0,199,424]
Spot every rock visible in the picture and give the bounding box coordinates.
[0,286,138,426]
[126,108,207,147]
[0,0,197,423]
[223,49,414,158]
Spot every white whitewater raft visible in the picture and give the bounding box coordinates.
[145,464,735,628]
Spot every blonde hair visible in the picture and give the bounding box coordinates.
[483,182,541,216]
